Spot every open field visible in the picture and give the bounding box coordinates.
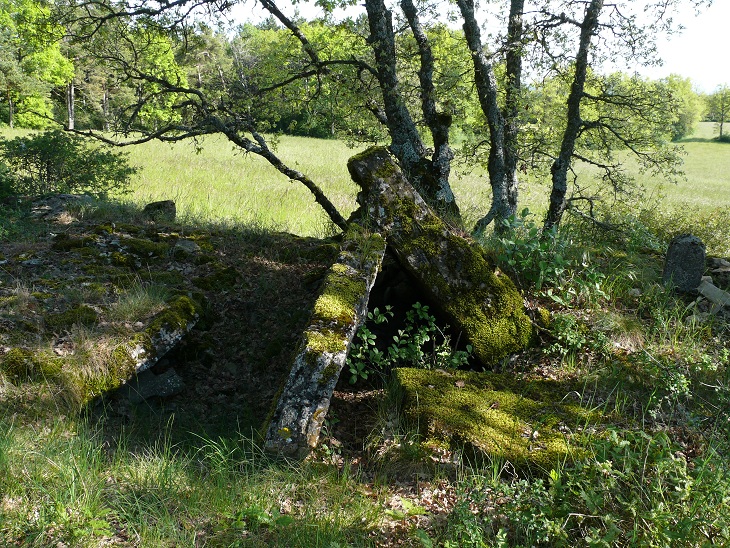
[120,122,729,235]
[2,122,727,235]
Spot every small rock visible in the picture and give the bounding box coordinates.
[174,239,200,254]
[628,288,642,297]
[143,200,176,222]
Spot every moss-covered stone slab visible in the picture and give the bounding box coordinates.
[117,295,200,374]
[348,147,532,366]
[265,224,387,457]
[394,368,598,472]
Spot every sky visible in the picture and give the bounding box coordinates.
[639,1,730,93]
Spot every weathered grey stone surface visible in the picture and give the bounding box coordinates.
[264,224,386,458]
[347,147,532,367]
[122,296,199,374]
[143,200,176,222]
[30,194,93,221]
[698,280,730,309]
[708,257,730,290]
[124,368,185,403]
[662,234,706,292]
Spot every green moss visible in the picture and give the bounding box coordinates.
[391,197,531,364]
[536,307,551,329]
[147,271,185,286]
[319,360,341,385]
[0,348,63,384]
[312,263,365,325]
[147,295,199,334]
[45,305,99,329]
[114,223,142,235]
[82,282,108,301]
[111,251,134,268]
[0,296,19,309]
[94,223,114,235]
[305,328,346,355]
[394,368,597,472]
[51,234,96,252]
[193,265,238,290]
[122,237,169,258]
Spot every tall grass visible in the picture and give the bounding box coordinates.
[121,122,729,236]
[2,123,727,236]
[125,135,360,236]
[0,415,382,546]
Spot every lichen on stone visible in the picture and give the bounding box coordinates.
[349,148,533,366]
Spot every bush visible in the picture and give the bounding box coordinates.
[347,303,472,384]
[487,208,608,307]
[0,130,137,198]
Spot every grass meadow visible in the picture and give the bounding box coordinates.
[116,122,730,236]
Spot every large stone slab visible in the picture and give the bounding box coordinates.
[347,147,532,366]
[264,224,386,457]
[394,368,598,472]
[662,234,705,293]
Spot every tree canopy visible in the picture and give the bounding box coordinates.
[1,0,714,234]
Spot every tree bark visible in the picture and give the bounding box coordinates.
[502,0,525,227]
[364,0,460,222]
[67,81,76,130]
[543,0,604,231]
[364,0,426,176]
[400,0,460,221]
[458,0,523,236]
[7,92,14,128]
[102,85,110,131]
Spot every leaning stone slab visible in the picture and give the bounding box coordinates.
[698,280,730,309]
[662,234,705,293]
[115,295,200,374]
[264,224,386,457]
[94,295,199,402]
[348,147,532,366]
[123,368,186,404]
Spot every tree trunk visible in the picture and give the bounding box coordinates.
[7,92,14,128]
[544,0,604,231]
[364,0,460,222]
[102,86,110,131]
[458,0,518,236]
[400,0,460,222]
[502,0,525,228]
[67,81,75,130]
[364,0,426,175]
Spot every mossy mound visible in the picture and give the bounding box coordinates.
[0,348,62,384]
[45,305,99,329]
[394,368,600,473]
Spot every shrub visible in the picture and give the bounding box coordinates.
[347,303,472,384]
[487,208,608,307]
[0,130,137,198]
